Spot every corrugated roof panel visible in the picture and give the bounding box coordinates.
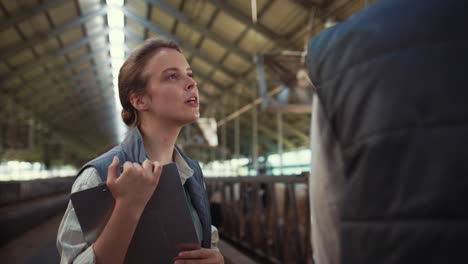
[96,64,110,77]
[94,57,109,68]
[79,71,98,82]
[201,82,221,97]
[259,0,303,35]
[147,30,161,39]
[183,0,217,27]
[290,19,318,46]
[199,38,226,62]
[237,83,255,98]
[164,0,182,10]
[21,72,44,86]
[16,84,36,99]
[127,39,140,51]
[1,0,38,13]
[175,23,202,47]
[78,0,102,14]
[190,57,213,76]
[48,56,67,68]
[89,35,107,51]
[66,45,88,60]
[85,15,105,35]
[183,51,192,59]
[3,77,22,90]
[59,26,84,45]
[223,53,251,75]
[211,70,234,86]
[21,66,46,80]
[0,28,22,49]
[48,1,78,26]
[245,68,257,79]
[17,13,51,38]
[228,0,270,18]
[7,50,35,68]
[0,62,9,74]
[126,0,148,18]
[150,7,176,34]
[211,11,247,44]
[126,18,145,37]
[34,38,61,56]
[280,10,308,38]
[237,29,274,55]
[92,52,110,67]
[72,61,93,74]
[338,1,364,20]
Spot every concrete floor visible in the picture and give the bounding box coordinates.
[0,213,258,264]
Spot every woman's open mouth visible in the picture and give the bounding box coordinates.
[185,97,198,107]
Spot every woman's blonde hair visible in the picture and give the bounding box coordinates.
[118,38,182,127]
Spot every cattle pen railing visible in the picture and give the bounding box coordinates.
[205,175,313,264]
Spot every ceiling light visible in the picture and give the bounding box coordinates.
[108,7,124,28]
[109,29,124,44]
[106,0,124,6]
[110,45,125,58]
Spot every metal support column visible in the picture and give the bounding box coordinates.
[252,92,259,176]
[234,93,240,159]
[28,119,34,149]
[277,112,284,176]
[255,55,268,109]
[222,97,227,161]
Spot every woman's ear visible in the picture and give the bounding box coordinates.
[130,94,149,111]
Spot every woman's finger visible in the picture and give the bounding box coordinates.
[142,159,153,173]
[106,156,119,185]
[177,248,212,259]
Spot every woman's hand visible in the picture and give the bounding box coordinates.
[174,248,224,264]
[107,157,162,213]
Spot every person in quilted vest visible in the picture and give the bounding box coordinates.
[307,0,468,263]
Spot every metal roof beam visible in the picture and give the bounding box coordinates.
[17,50,112,108]
[29,77,113,109]
[144,0,252,62]
[0,6,108,61]
[6,60,109,95]
[122,7,258,104]
[63,46,110,72]
[5,46,111,100]
[207,0,293,49]
[122,7,240,80]
[0,28,110,81]
[0,0,70,32]
[290,0,327,9]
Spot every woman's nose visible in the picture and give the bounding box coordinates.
[186,76,197,90]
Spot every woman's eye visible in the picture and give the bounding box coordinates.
[169,73,178,80]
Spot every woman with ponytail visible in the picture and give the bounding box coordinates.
[57,38,224,264]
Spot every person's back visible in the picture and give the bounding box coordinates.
[307,0,468,263]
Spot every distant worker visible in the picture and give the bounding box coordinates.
[307,0,468,263]
[57,38,224,264]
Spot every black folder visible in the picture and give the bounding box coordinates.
[70,163,200,264]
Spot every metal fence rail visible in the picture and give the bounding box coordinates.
[206,175,313,264]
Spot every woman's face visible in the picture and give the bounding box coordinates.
[143,48,199,126]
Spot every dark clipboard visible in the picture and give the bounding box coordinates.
[70,162,200,264]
